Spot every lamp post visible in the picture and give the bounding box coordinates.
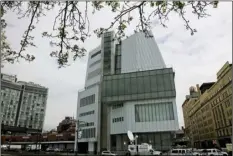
[7,131,12,150]
[135,135,138,156]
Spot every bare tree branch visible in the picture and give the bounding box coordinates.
[1,1,219,67]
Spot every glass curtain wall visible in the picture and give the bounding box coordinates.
[102,68,176,102]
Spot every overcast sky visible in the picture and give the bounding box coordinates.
[3,2,232,131]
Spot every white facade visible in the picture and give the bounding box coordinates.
[76,85,99,142]
[110,98,179,134]
[75,46,102,153]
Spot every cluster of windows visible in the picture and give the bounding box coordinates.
[115,44,121,74]
[112,117,124,123]
[135,102,174,122]
[112,103,123,109]
[79,110,95,117]
[91,51,101,59]
[89,60,101,68]
[79,122,94,128]
[81,128,96,138]
[103,33,112,75]
[80,94,95,107]
[102,68,175,102]
[87,68,101,80]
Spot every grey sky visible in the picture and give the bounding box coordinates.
[2,2,232,131]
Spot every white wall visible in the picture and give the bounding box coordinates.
[121,31,166,73]
[110,98,179,134]
[76,85,99,142]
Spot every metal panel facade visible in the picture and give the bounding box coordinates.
[121,31,166,73]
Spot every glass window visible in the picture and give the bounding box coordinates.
[106,80,112,96]
[131,77,137,94]
[112,79,118,96]
[118,78,125,96]
[149,104,154,122]
[161,103,166,121]
[157,75,164,91]
[172,150,178,153]
[169,73,175,90]
[124,78,131,95]
[143,76,150,93]
[163,74,172,91]
[135,105,140,122]
[144,104,149,122]
[91,51,101,59]
[137,76,144,94]
[150,75,157,92]
[135,103,174,122]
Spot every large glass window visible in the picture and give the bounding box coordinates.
[135,102,175,122]
[102,68,176,101]
[80,94,95,107]
[81,128,96,138]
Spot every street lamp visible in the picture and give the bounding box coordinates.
[135,135,138,155]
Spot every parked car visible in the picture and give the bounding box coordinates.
[192,149,203,156]
[200,149,228,156]
[46,147,54,152]
[149,149,162,155]
[170,149,193,155]
[101,151,117,156]
[1,145,8,151]
[54,148,63,152]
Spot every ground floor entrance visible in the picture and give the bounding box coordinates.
[77,141,97,154]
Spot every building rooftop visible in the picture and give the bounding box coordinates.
[199,82,215,94]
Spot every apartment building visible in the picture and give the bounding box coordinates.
[182,61,232,148]
[1,73,48,130]
[75,31,179,154]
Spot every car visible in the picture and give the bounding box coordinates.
[101,151,117,156]
[200,149,228,156]
[192,149,203,156]
[170,149,193,155]
[149,149,162,155]
[46,147,54,152]
[54,148,63,152]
